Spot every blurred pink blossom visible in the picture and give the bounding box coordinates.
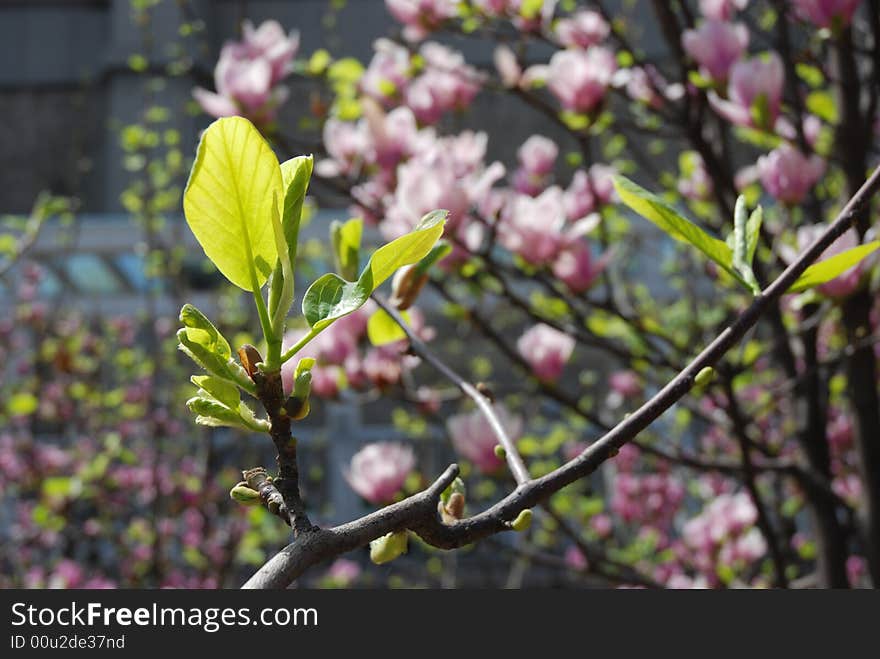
[512,135,558,195]
[565,546,589,570]
[193,20,298,125]
[404,42,482,123]
[709,53,784,130]
[517,323,575,381]
[555,10,610,48]
[682,20,748,81]
[552,238,608,294]
[792,0,862,28]
[345,442,415,504]
[446,403,523,474]
[757,144,826,204]
[361,38,412,105]
[699,0,749,20]
[385,0,458,40]
[546,47,617,113]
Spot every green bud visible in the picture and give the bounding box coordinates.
[369,531,408,565]
[494,444,507,459]
[186,396,269,432]
[694,366,716,388]
[179,304,231,359]
[230,483,261,505]
[510,509,533,532]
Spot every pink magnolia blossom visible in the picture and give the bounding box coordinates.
[795,225,867,298]
[363,103,427,171]
[552,238,608,294]
[682,20,748,81]
[517,323,576,381]
[555,10,610,48]
[546,47,617,113]
[512,135,558,195]
[709,53,784,130]
[193,20,298,125]
[588,164,618,205]
[325,558,361,586]
[405,43,482,123]
[344,442,416,504]
[446,403,523,474]
[385,0,458,41]
[317,119,371,178]
[565,546,589,570]
[240,20,299,81]
[473,0,511,15]
[591,513,613,538]
[621,67,664,108]
[384,131,504,240]
[494,45,522,88]
[792,0,862,28]
[517,135,558,176]
[563,170,597,220]
[699,0,749,20]
[499,186,568,265]
[609,370,643,398]
[361,38,412,104]
[682,492,758,555]
[757,144,826,204]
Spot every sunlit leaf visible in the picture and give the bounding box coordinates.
[183,116,282,291]
[788,241,879,293]
[302,210,447,331]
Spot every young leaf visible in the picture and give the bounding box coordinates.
[745,205,763,265]
[615,176,733,269]
[367,308,412,346]
[614,176,753,289]
[787,241,879,293]
[183,116,282,292]
[302,210,447,332]
[186,396,268,432]
[331,217,363,281]
[731,196,761,294]
[268,198,294,335]
[191,375,240,410]
[178,304,255,394]
[267,156,314,334]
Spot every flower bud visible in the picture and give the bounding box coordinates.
[494,444,507,459]
[510,509,533,532]
[238,344,263,380]
[389,263,429,311]
[445,492,466,520]
[694,366,716,388]
[230,482,262,505]
[369,531,408,565]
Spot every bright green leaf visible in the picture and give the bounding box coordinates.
[183,116,282,291]
[731,196,761,294]
[806,90,838,124]
[746,205,763,265]
[7,392,38,416]
[788,241,880,293]
[191,375,240,410]
[331,217,363,281]
[302,210,447,331]
[367,308,412,346]
[614,177,747,286]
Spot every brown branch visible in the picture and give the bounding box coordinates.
[242,165,880,589]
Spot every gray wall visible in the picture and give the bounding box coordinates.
[0,0,664,213]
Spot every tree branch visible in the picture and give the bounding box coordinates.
[242,165,880,589]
